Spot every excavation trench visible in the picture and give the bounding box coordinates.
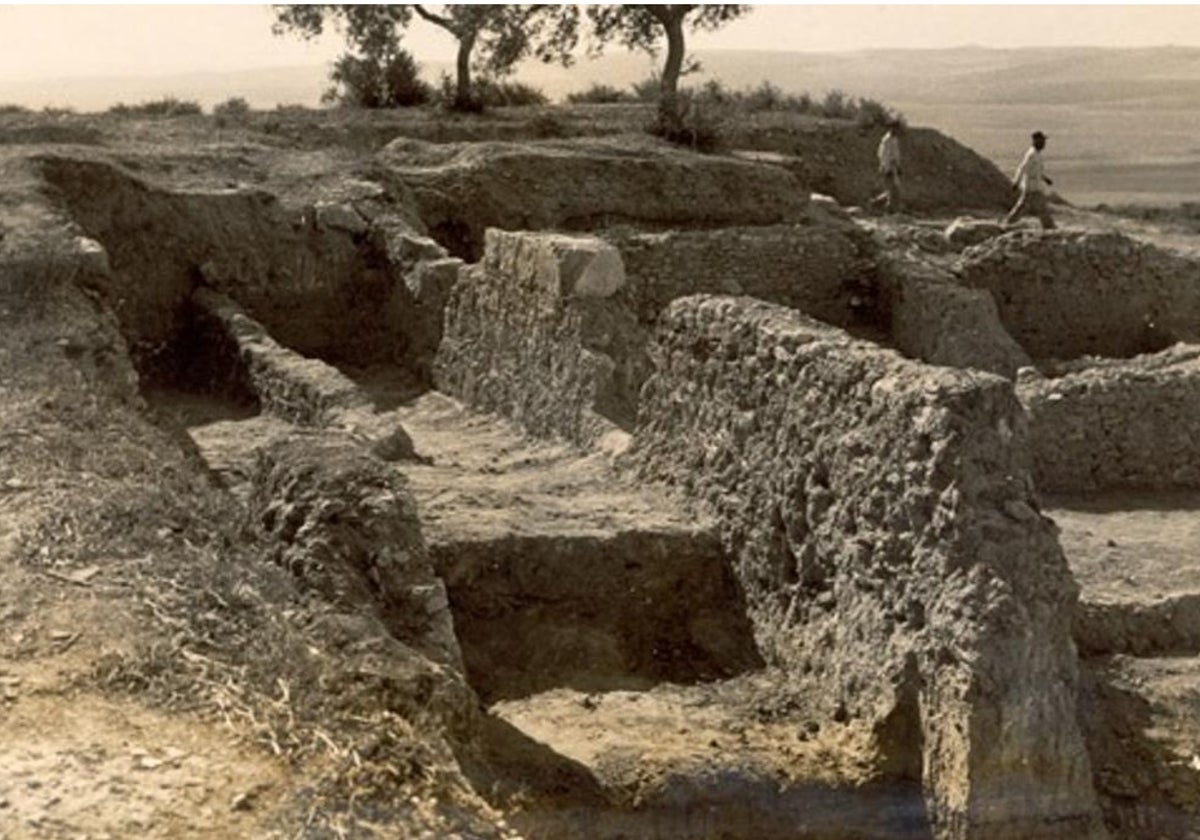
[99,265,932,837]
[51,155,1200,837]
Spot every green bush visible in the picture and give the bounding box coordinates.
[324,50,432,108]
[631,75,663,102]
[566,84,633,104]
[108,97,203,117]
[434,75,548,111]
[648,92,725,154]
[213,97,251,125]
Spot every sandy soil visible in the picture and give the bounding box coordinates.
[1048,492,1200,608]
[0,533,290,840]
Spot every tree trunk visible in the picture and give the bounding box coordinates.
[659,12,687,130]
[455,33,476,110]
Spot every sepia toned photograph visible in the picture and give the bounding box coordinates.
[2,3,1199,838]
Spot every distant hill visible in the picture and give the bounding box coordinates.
[4,45,1199,206]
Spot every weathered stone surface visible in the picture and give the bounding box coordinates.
[632,295,1104,839]
[313,200,368,235]
[435,229,649,445]
[943,218,1005,249]
[879,251,1032,378]
[393,256,464,379]
[246,433,468,691]
[372,219,448,272]
[382,136,811,260]
[190,288,369,425]
[603,224,875,329]
[1019,344,1200,491]
[956,230,1200,360]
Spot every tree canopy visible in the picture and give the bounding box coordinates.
[586,5,749,119]
[273,4,579,110]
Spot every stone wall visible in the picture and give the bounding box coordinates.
[879,251,1032,378]
[247,435,464,674]
[1019,345,1200,492]
[190,288,368,426]
[633,295,1104,840]
[602,224,876,328]
[434,229,649,445]
[956,230,1200,361]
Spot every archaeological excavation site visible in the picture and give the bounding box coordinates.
[3,109,1200,840]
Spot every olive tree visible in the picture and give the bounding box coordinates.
[273,4,580,110]
[586,5,749,125]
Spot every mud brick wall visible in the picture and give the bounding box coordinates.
[878,251,1032,378]
[434,229,649,445]
[1019,344,1200,492]
[191,288,369,426]
[634,295,1103,840]
[602,224,873,327]
[957,230,1200,361]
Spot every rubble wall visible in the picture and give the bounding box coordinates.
[956,231,1200,361]
[1019,345,1200,492]
[434,229,649,445]
[602,224,874,328]
[634,295,1104,840]
[191,288,368,426]
[879,252,1032,378]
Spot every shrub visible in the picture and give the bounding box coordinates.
[819,89,853,121]
[566,84,633,104]
[213,97,251,126]
[108,97,203,117]
[648,92,725,154]
[631,75,663,102]
[530,113,569,138]
[434,76,547,111]
[854,96,904,129]
[324,49,432,109]
[0,104,30,115]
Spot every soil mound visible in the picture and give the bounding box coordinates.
[380,135,811,260]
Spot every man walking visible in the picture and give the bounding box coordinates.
[872,120,903,213]
[1005,130,1056,229]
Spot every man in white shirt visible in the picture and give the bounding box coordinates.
[872,121,903,213]
[1004,130,1056,229]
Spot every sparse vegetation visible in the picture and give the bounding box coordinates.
[566,83,635,105]
[212,96,251,126]
[108,97,203,118]
[1096,201,1200,234]
[643,78,904,152]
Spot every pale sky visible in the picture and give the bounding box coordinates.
[2,4,1200,81]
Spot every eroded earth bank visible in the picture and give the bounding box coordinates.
[3,108,1200,839]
